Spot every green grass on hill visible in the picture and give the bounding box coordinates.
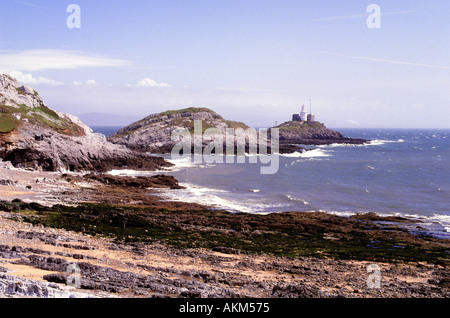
[114,107,250,137]
[0,113,19,133]
[160,107,213,116]
[0,104,84,136]
[277,121,325,131]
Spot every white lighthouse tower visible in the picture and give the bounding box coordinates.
[300,105,308,121]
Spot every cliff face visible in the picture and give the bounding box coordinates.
[108,107,252,153]
[272,121,368,145]
[0,74,169,172]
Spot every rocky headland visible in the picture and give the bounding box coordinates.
[0,74,170,172]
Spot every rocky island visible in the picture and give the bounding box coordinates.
[273,120,369,146]
[108,107,367,155]
[273,103,369,146]
[108,107,252,154]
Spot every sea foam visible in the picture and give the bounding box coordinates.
[280,149,331,158]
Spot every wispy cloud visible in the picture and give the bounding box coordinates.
[0,49,133,72]
[349,56,450,70]
[320,51,450,70]
[312,10,413,22]
[347,119,362,127]
[14,1,49,9]
[127,78,171,88]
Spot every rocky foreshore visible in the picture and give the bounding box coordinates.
[0,165,449,299]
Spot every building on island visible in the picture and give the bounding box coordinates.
[292,103,316,123]
[300,105,308,121]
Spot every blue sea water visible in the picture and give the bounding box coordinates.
[90,126,123,137]
[94,127,450,238]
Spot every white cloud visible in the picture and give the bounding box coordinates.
[74,79,97,86]
[8,70,63,86]
[0,49,133,72]
[127,78,171,88]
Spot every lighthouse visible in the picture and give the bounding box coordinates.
[292,100,317,122]
[300,105,308,121]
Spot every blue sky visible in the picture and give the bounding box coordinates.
[1,0,449,128]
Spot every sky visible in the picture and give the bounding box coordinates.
[0,0,449,128]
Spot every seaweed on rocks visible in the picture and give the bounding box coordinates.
[6,201,449,266]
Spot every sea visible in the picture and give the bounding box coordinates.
[93,127,450,239]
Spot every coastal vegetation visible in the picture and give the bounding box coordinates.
[110,107,249,138]
[0,104,84,136]
[0,110,19,133]
[5,201,449,265]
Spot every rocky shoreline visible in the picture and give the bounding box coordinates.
[0,74,174,173]
[0,165,449,299]
[273,121,370,146]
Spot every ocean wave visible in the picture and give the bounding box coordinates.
[280,149,331,158]
[319,143,364,148]
[325,210,450,238]
[285,194,309,205]
[156,183,255,213]
[366,139,404,146]
[156,183,290,214]
[166,157,197,169]
[429,213,450,227]
[317,139,403,148]
[108,169,163,176]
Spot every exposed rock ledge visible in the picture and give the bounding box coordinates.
[0,124,170,172]
[0,273,113,298]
